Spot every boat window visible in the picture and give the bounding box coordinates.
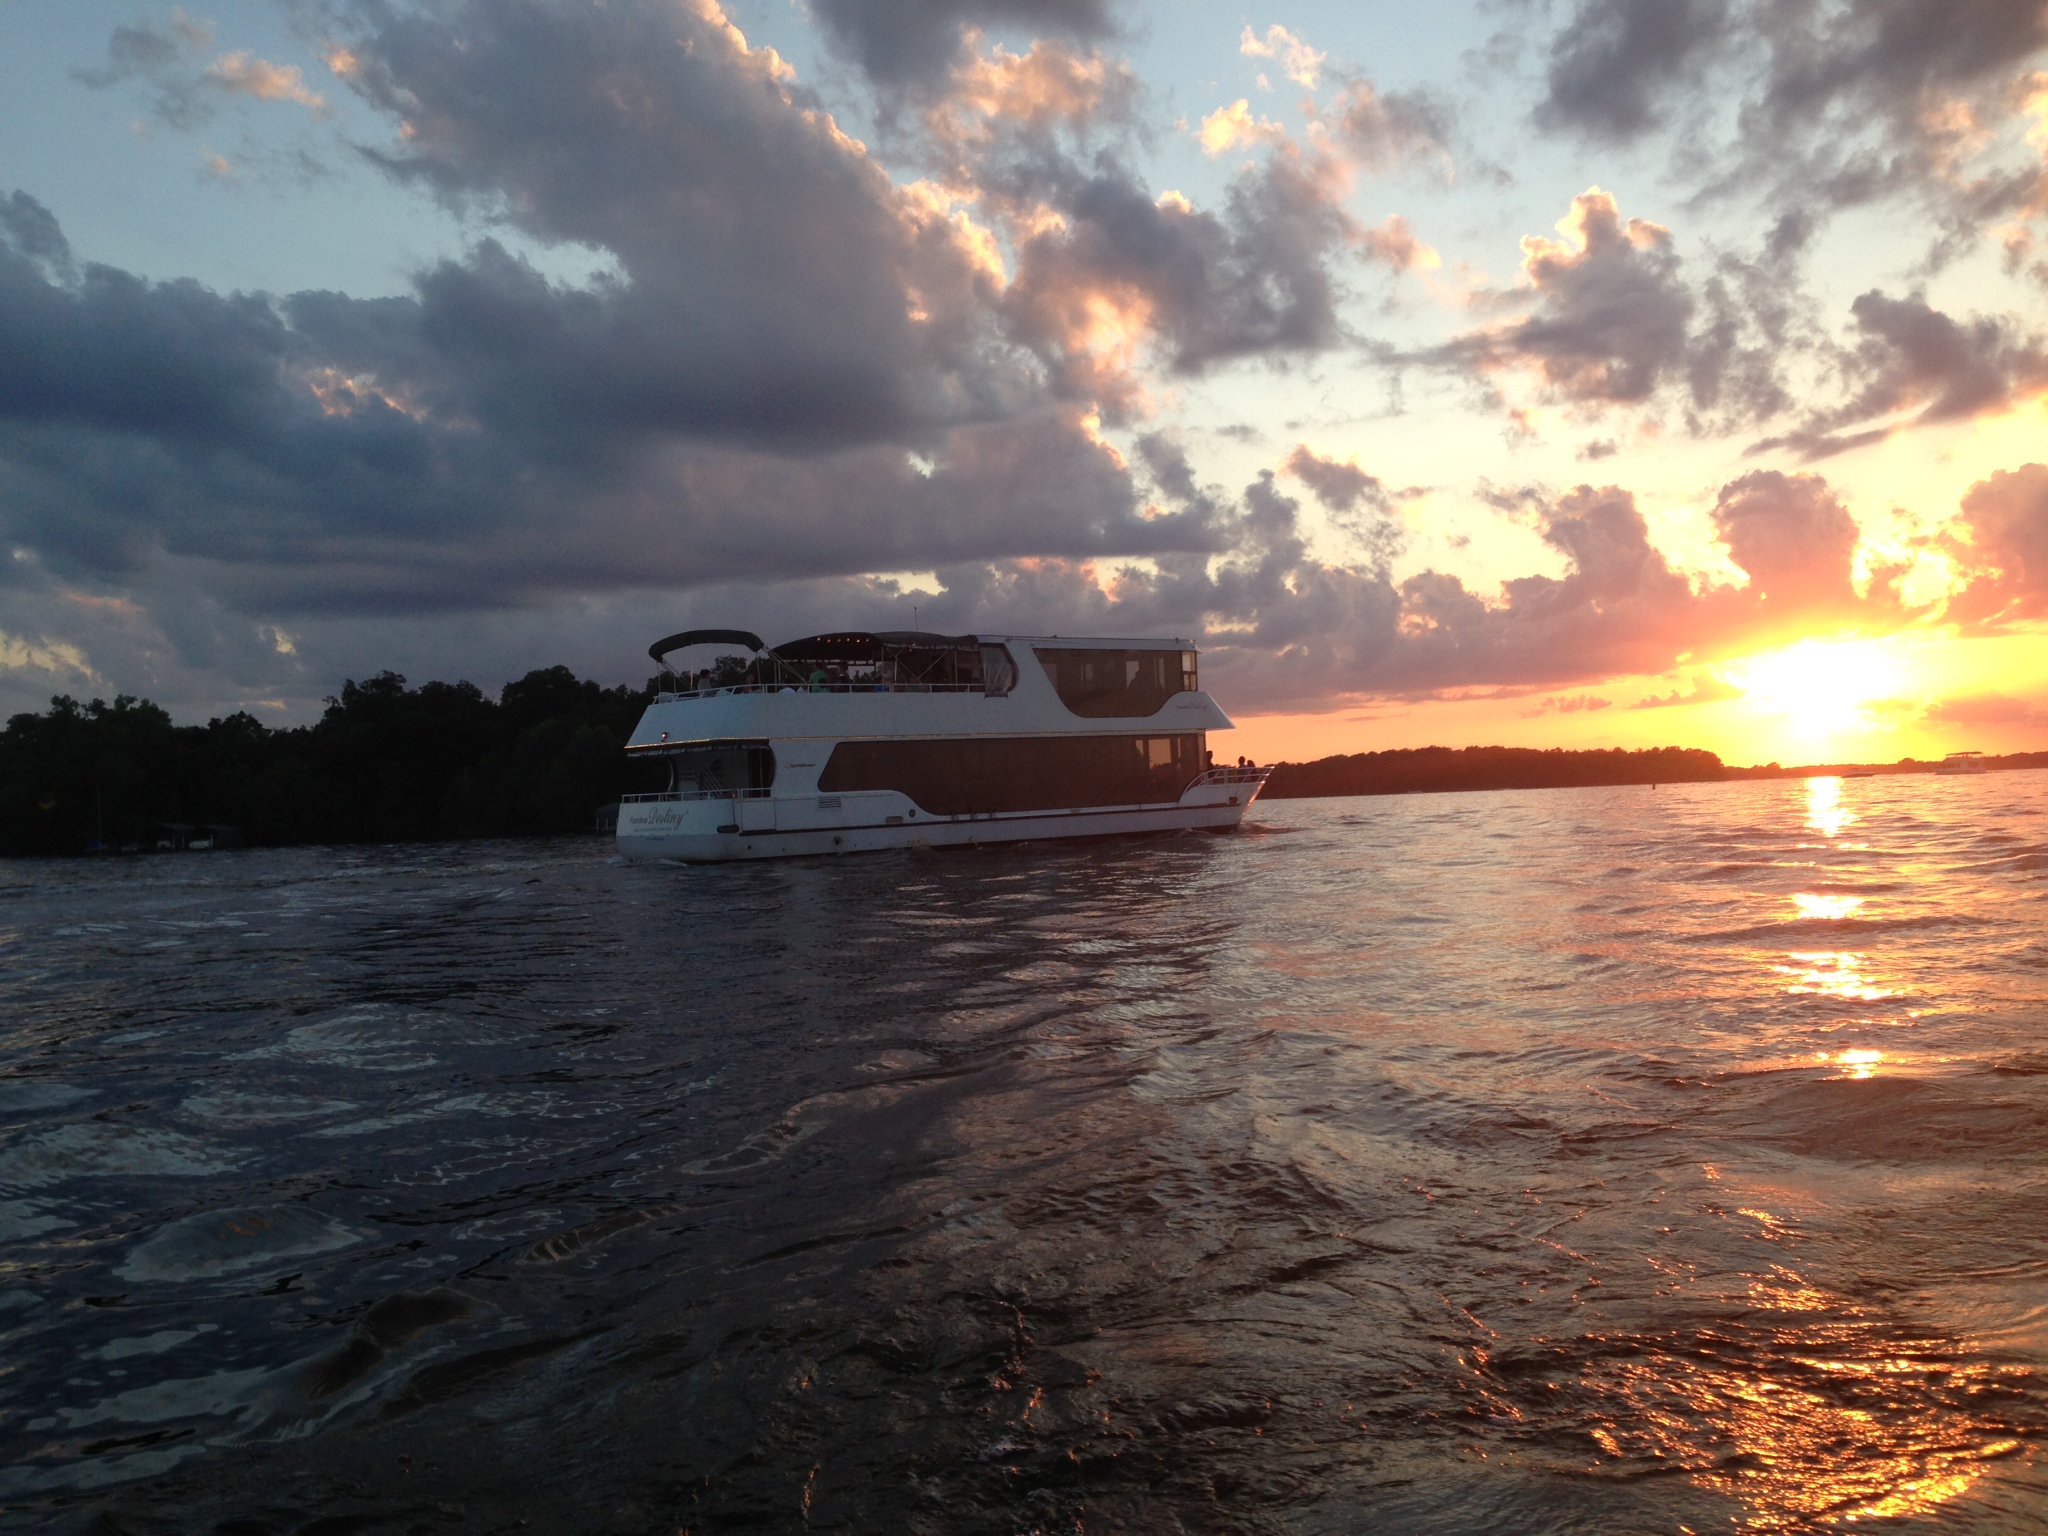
[980,644,1017,697]
[1033,648,1196,718]
[661,740,776,793]
[819,733,1205,815]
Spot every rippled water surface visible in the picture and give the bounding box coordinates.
[5,773,2048,1534]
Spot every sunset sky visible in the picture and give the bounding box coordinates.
[4,0,2048,766]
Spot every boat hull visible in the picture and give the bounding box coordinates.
[617,785,1261,862]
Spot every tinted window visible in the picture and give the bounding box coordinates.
[661,740,776,792]
[819,734,1206,814]
[1034,648,1197,717]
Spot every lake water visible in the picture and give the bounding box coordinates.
[4,773,2048,1534]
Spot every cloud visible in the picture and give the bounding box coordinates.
[997,141,1358,405]
[203,51,326,112]
[1314,78,1454,175]
[1199,99,1287,156]
[74,16,328,128]
[0,628,99,687]
[1282,445,1387,515]
[1755,290,2048,457]
[1710,470,1864,621]
[1521,691,1613,715]
[1449,187,1693,407]
[1239,24,1325,90]
[808,0,1118,87]
[1356,214,1439,271]
[1532,0,2048,246]
[1944,461,2048,624]
[1924,691,2048,727]
[1629,672,1741,708]
[1536,0,1732,141]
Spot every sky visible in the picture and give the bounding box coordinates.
[3,0,2047,767]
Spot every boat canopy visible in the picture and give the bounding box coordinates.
[648,629,766,664]
[769,631,976,663]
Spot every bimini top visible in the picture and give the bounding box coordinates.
[647,628,766,664]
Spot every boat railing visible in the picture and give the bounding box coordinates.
[620,787,774,805]
[653,682,986,703]
[1188,765,1273,788]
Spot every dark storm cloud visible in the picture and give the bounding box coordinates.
[808,0,1118,87]
[1536,0,1731,141]
[338,0,1027,450]
[0,185,1219,613]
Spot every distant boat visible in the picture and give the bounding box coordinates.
[1937,751,1989,776]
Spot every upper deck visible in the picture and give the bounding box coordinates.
[628,630,1233,750]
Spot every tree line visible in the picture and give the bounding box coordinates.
[0,668,665,857]
[1261,744,1727,800]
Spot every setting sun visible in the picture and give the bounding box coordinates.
[1724,638,1911,740]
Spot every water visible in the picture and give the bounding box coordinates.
[3,773,2047,1534]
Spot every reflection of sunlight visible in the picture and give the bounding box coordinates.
[1552,1275,2025,1529]
[1804,776,1854,838]
[1826,1047,1884,1079]
[1777,952,1896,1001]
[1793,892,1864,920]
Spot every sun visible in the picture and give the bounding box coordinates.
[1724,638,1910,740]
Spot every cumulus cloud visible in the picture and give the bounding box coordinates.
[74,15,329,128]
[1355,214,1439,271]
[1944,461,2048,624]
[1755,290,2048,457]
[808,0,1118,87]
[997,141,1358,407]
[1450,187,1693,407]
[1533,0,2048,246]
[1438,188,1827,435]
[1710,470,1864,620]
[1536,0,1732,141]
[1199,99,1288,156]
[1313,78,1454,175]
[1240,24,1325,90]
[202,51,326,111]
[1282,445,1387,515]
[14,0,1985,726]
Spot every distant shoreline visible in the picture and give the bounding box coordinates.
[7,684,2046,855]
[1261,746,2048,801]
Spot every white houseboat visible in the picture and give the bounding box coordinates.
[615,629,1270,861]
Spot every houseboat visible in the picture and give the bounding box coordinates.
[615,629,1269,861]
